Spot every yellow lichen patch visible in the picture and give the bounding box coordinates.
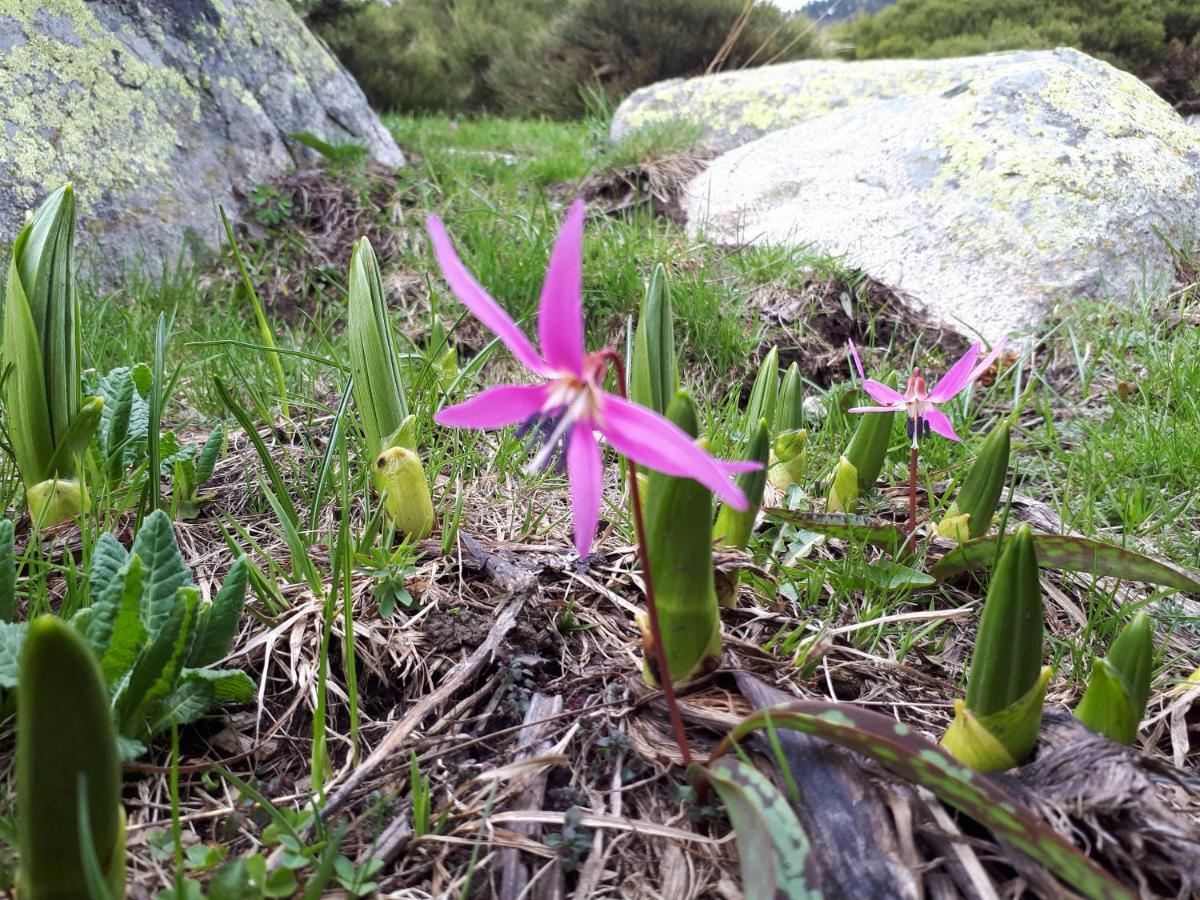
[0,1,200,214]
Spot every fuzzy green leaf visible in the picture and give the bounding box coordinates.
[130,510,193,637]
[98,556,149,686]
[0,519,15,622]
[930,532,1200,593]
[85,533,131,653]
[196,423,225,485]
[715,701,1133,900]
[188,556,249,668]
[697,758,821,899]
[0,621,27,689]
[117,588,196,737]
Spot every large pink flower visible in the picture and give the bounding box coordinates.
[428,200,753,555]
[848,339,1005,447]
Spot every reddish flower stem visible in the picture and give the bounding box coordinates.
[599,349,694,767]
[907,446,918,534]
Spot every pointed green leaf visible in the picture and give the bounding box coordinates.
[130,510,193,637]
[714,701,1133,900]
[745,347,779,433]
[696,758,821,899]
[1073,660,1141,746]
[930,532,1200,593]
[196,423,225,485]
[630,264,677,414]
[943,667,1051,770]
[44,396,104,479]
[118,588,196,737]
[348,237,408,458]
[777,362,804,433]
[2,256,54,487]
[939,422,1010,541]
[714,418,770,550]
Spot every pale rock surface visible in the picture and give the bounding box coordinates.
[0,0,404,277]
[679,50,1200,341]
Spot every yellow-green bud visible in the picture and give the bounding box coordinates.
[825,455,859,513]
[375,447,434,540]
[936,422,1010,542]
[28,478,88,528]
[767,428,807,492]
[1074,612,1154,744]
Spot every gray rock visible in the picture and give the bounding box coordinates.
[0,0,403,277]
[683,51,1200,342]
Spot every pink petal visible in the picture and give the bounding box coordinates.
[848,340,866,381]
[435,383,550,430]
[719,460,763,475]
[849,405,902,414]
[966,338,1007,384]
[537,200,586,375]
[927,343,982,403]
[597,394,750,510]
[566,425,603,556]
[863,379,906,406]
[924,408,961,441]
[426,214,549,376]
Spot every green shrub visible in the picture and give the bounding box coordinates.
[492,0,825,118]
[841,0,1199,105]
[314,0,564,113]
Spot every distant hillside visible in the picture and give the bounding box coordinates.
[802,0,896,23]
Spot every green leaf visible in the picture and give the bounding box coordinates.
[348,237,408,459]
[44,395,105,479]
[1074,612,1154,744]
[930,532,1200,593]
[713,417,771,550]
[130,510,193,637]
[0,621,28,689]
[965,525,1043,717]
[942,667,1051,771]
[85,533,131,654]
[696,758,821,899]
[939,422,1010,541]
[0,519,15,622]
[196,423,224,485]
[715,701,1133,900]
[629,263,677,415]
[765,509,903,549]
[862,562,935,590]
[214,378,298,527]
[777,361,804,433]
[745,347,780,433]
[181,668,256,703]
[220,206,287,420]
[118,589,196,738]
[17,616,123,898]
[189,556,249,667]
[842,374,897,493]
[98,556,149,686]
[2,252,54,487]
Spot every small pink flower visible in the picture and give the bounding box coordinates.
[428,200,754,555]
[848,339,1005,448]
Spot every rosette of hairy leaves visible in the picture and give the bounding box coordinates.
[1074,612,1154,745]
[639,391,721,686]
[2,185,102,524]
[942,525,1048,770]
[937,421,1010,542]
[629,263,677,415]
[18,616,125,899]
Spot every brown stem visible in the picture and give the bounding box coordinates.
[599,349,694,767]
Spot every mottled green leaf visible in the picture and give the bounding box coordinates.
[696,758,821,899]
[765,509,903,549]
[930,532,1200,593]
[714,701,1133,900]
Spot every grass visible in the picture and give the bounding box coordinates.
[2,110,1198,894]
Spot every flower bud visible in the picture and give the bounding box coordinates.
[825,455,859,514]
[1074,612,1153,744]
[28,477,88,528]
[630,263,677,415]
[777,362,804,434]
[375,446,434,540]
[767,429,807,492]
[936,422,1010,542]
[713,417,770,550]
[941,525,1046,770]
[745,348,779,433]
[640,391,721,686]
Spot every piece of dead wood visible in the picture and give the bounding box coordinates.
[733,671,920,900]
[498,692,565,900]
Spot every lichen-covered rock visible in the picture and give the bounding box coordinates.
[0,0,403,276]
[683,51,1200,342]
